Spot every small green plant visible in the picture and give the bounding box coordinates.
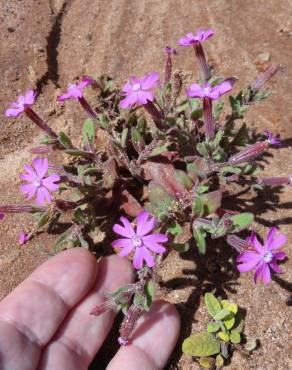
[182,293,257,368]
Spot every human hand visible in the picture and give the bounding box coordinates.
[0,248,180,370]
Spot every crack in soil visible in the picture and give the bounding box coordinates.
[36,0,71,92]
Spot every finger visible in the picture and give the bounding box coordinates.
[0,248,97,370]
[38,255,134,370]
[107,300,180,370]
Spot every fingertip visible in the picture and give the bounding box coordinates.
[96,254,135,292]
[28,247,98,306]
[131,300,180,368]
[107,300,180,370]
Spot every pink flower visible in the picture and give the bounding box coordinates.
[57,77,92,102]
[119,72,160,109]
[178,28,214,46]
[20,158,60,205]
[112,211,168,269]
[187,81,232,100]
[18,232,29,245]
[237,228,287,284]
[264,130,282,146]
[5,90,36,117]
[164,46,177,55]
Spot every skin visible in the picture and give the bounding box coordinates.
[0,248,180,370]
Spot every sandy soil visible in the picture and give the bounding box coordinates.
[0,0,292,369]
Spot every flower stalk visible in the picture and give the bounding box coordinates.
[24,107,58,138]
[203,97,215,140]
[194,43,211,81]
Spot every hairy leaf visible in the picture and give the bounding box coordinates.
[182,332,220,357]
[204,293,222,318]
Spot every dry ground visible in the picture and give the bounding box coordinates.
[0,1,292,369]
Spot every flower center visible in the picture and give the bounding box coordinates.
[33,179,42,187]
[132,236,142,248]
[132,83,141,92]
[263,251,273,263]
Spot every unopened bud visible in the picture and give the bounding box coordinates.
[226,235,248,252]
[0,204,46,213]
[228,141,268,166]
[258,176,290,186]
[119,305,144,345]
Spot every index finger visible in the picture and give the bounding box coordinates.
[0,248,98,370]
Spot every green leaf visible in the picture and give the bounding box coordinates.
[144,279,155,310]
[204,293,222,318]
[223,317,235,330]
[131,127,145,152]
[120,128,128,147]
[222,166,242,175]
[97,113,110,129]
[191,108,203,120]
[73,208,86,224]
[168,221,182,236]
[229,213,254,233]
[201,190,222,215]
[147,144,169,158]
[244,338,257,352]
[207,322,220,333]
[145,279,155,298]
[215,354,224,367]
[213,101,224,120]
[36,212,51,228]
[198,357,215,369]
[175,170,193,189]
[59,132,73,149]
[182,332,220,357]
[193,226,206,254]
[64,149,94,158]
[218,331,230,342]
[192,197,203,217]
[82,119,95,146]
[196,184,209,194]
[214,308,233,321]
[54,228,74,249]
[230,330,241,344]
[221,300,238,314]
[171,243,190,252]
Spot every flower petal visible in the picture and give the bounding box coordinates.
[268,234,287,251]
[212,81,232,97]
[187,83,205,98]
[20,184,37,199]
[254,263,271,284]
[5,107,24,117]
[24,90,36,105]
[143,241,166,254]
[246,231,263,253]
[111,238,133,249]
[36,187,51,205]
[42,174,60,192]
[141,72,160,90]
[113,217,135,238]
[142,233,168,243]
[273,251,286,260]
[136,91,154,105]
[119,93,138,109]
[269,260,282,274]
[133,247,144,269]
[136,211,156,236]
[141,247,155,268]
[237,252,261,272]
[265,227,277,246]
[33,158,48,179]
